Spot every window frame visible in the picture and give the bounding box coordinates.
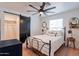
[49,19,64,31]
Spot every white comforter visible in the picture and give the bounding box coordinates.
[28,35,64,56]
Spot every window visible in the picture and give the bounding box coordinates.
[49,19,63,31]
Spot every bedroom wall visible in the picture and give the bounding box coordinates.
[41,8,79,48]
[30,15,42,36]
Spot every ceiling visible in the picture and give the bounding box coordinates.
[0,2,79,16]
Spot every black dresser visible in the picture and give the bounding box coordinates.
[0,39,22,56]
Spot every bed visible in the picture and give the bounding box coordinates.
[27,28,66,56]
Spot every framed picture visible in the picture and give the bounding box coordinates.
[42,22,47,28]
[69,17,79,28]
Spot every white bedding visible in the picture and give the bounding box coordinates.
[32,35,63,43]
[28,34,64,56]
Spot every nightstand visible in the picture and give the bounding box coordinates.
[67,37,75,48]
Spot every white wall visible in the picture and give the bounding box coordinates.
[30,15,42,36]
[41,8,79,48]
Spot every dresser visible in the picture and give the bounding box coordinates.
[0,39,22,56]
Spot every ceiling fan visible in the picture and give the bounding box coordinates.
[27,2,56,16]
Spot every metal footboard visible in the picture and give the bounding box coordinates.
[28,37,51,56]
[39,40,51,56]
[31,38,39,50]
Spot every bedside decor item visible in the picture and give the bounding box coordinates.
[67,29,75,48]
[67,37,75,48]
[69,17,79,28]
[68,30,72,33]
[68,30,72,37]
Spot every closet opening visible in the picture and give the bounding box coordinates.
[20,15,30,43]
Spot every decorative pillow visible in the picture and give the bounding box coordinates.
[55,31,64,36]
[45,30,55,36]
[45,30,64,36]
[49,33,56,36]
[49,30,63,35]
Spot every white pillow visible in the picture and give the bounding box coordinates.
[49,33,56,36]
[55,31,64,36]
[49,30,63,36]
[45,30,55,36]
[45,30,64,36]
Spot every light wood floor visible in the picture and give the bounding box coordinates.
[22,47,37,56]
[55,47,79,56]
[22,46,79,56]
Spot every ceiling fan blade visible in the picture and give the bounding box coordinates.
[46,2,51,6]
[41,2,45,9]
[44,12,48,16]
[44,7,56,11]
[29,4,39,10]
[32,12,38,15]
[46,11,55,13]
[26,10,37,12]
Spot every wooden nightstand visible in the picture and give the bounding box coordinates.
[67,37,75,48]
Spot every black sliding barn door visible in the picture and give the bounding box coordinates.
[20,15,30,43]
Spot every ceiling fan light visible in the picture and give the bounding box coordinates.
[40,12,43,15]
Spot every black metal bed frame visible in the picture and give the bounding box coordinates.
[32,38,51,56]
[27,27,66,56]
